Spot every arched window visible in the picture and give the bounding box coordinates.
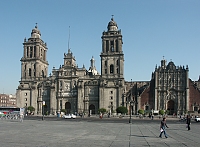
[34,46,36,57]
[106,40,109,52]
[116,60,119,66]
[30,46,33,58]
[194,106,198,111]
[27,47,29,57]
[42,70,44,78]
[110,65,114,73]
[111,45,114,52]
[105,61,107,67]
[111,41,114,52]
[105,69,107,74]
[115,40,118,52]
[29,68,31,76]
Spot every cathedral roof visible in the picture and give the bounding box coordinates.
[166,61,176,70]
[107,17,118,31]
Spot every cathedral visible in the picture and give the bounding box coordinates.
[16,17,200,116]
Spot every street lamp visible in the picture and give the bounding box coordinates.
[42,100,45,120]
[129,79,134,123]
[59,90,64,116]
[129,100,135,123]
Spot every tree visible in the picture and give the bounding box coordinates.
[27,106,35,114]
[165,110,169,115]
[61,109,66,114]
[116,106,128,114]
[138,109,144,115]
[98,108,106,114]
[159,110,165,115]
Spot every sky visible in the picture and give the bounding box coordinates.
[0,0,200,95]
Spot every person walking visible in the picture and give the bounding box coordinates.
[159,117,169,138]
[186,115,191,130]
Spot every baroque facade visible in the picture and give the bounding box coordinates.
[127,59,200,115]
[16,18,200,115]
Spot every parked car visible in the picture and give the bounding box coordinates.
[195,117,200,122]
[62,114,76,119]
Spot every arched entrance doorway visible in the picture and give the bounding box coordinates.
[167,100,174,115]
[89,104,95,114]
[65,102,71,114]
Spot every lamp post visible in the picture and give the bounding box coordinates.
[60,90,64,116]
[129,79,133,123]
[129,101,134,123]
[42,100,45,120]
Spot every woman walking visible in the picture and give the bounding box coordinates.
[159,117,169,138]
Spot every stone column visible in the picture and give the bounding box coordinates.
[38,102,42,115]
[118,38,122,52]
[154,71,158,110]
[50,90,56,115]
[44,50,46,61]
[36,46,39,57]
[24,46,27,58]
[28,47,30,58]
[57,98,60,113]
[186,70,189,111]
[103,40,106,53]
[32,46,34,58]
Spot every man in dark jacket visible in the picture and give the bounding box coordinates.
[159,117,169,138]
[186,115,191,130]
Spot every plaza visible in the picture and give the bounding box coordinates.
[0,117,199,147]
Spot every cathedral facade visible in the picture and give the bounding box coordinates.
[16,18,200,116]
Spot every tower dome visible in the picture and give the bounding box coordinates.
[31,23,41,38]
[107,17,118,31]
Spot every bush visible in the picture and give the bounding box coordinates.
[138,109,144,115]
[98,108,106,114]
[159,110,165,115]
[27,106,35,113]
[116,106,128,114]
[165,110,169,115]
[61,109,66,114]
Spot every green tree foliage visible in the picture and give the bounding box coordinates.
[165,110,169,115]
[138,109,144,115]
[116,106,128,114]
[159,110,165,115]
[61,109,66,114]
[98,108,106,114]
[27,106,35,112]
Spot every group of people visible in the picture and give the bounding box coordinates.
[159,115,191,138]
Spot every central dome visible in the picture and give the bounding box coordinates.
[107,18,118,31]
[31,24,41,38]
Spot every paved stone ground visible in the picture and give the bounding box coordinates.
[0,118,199,147]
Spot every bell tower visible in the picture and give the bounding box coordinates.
[17,24,49,110]
[20,24,48,81]
[99,16,125,112]
[100,16,124,79]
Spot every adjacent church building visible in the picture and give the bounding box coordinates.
[16,17,200,116]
